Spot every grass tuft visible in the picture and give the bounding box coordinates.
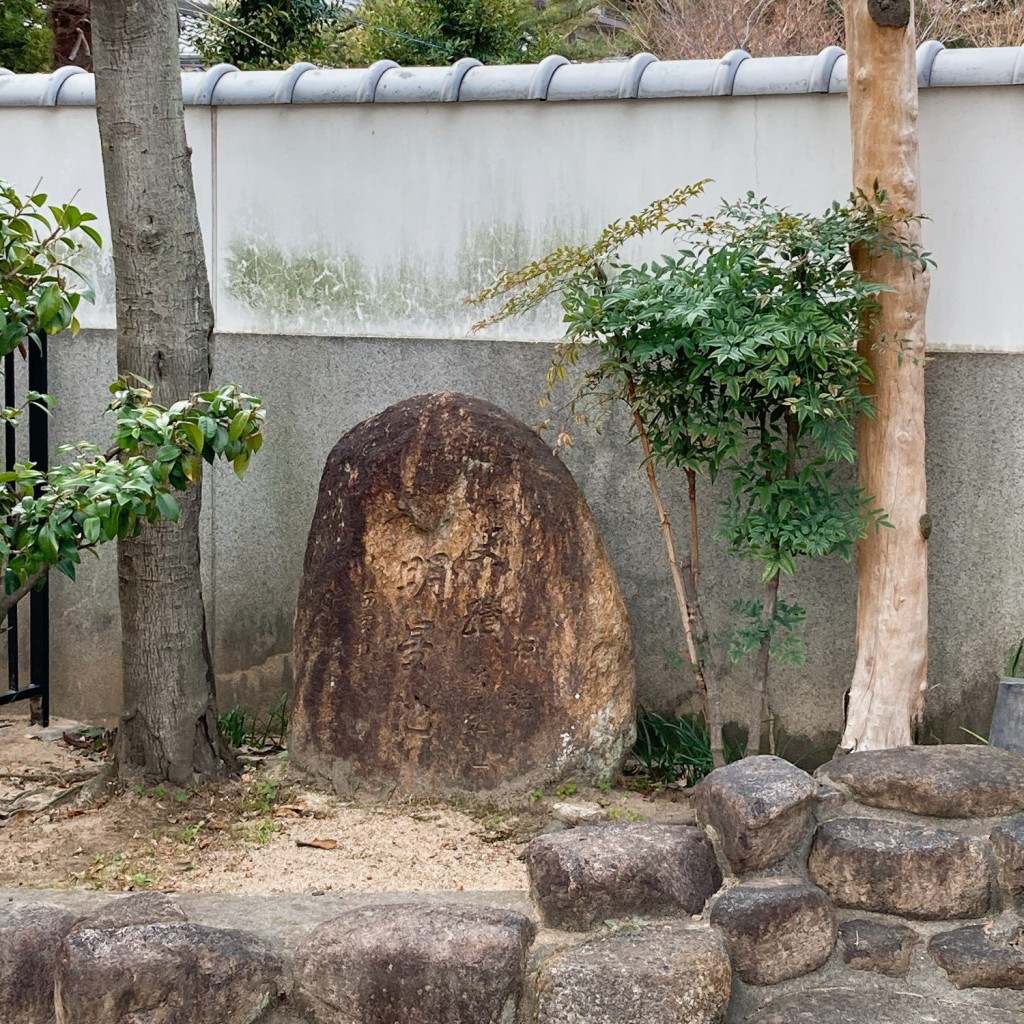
[632,707,743,786]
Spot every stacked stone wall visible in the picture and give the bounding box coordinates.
[3,746,1024,1022]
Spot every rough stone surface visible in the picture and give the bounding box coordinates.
[75,891,187,930]
[693,756,819,873]
[530,924,731,1024]
[0,902,77,1024]
[808,817,991,919]
[991,815,1024,906]
[290,392,635,800]
[55,922,284,1024]
[816,745,1024,818]
[744,988,1022,1023]
[549,800,605,825]
[292,902,535,1024]
[709,880,835,985]
[928,921,1024,989]
[525,823,722,930]
[837,919,920,977]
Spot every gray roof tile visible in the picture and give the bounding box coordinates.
[2,45,1022,107]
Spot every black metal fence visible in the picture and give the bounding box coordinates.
[0,332,50,725]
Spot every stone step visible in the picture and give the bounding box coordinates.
[928,919,1024,989]
[57,920,282,1024]
[815,745,1024,818]
[530,923,731,1024]
[808,816,991,919]
[693,755,821,875]
[709,879,835,985]
[293,902,535,1024]
[1,903,76,1024]
[524,822,721,930]
[836,918,920,977]
[743,986,1022,1023]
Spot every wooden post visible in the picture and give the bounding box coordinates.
[841,0,931,751]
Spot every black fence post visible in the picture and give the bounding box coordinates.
[28,331,49,727]
[0,331,50,725]
[4,349,17,696]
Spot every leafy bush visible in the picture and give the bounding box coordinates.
[0,180,266,614]
[473,180,931,764]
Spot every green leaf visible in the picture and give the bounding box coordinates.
[37,525,58,563]
[155,491,180,522]
[181,420,205,453]
[228,410,248,442]
[155,444,181,463]
[180,453,202,483]
[35,281,62,329]
[83,517,102,544]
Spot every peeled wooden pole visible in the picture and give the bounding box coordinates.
[841,0,930,751]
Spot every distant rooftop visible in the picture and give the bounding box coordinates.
[2,43,1023,106]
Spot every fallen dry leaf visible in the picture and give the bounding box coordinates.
[274,804,306,817]
[296,838,337,851]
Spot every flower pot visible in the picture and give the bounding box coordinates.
[988,678,1024,754]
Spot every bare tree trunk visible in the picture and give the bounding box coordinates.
[625,382,725,768]
[841,0,930,751]
[92,0,230,785]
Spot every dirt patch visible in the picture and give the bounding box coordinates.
[0,713,692,895]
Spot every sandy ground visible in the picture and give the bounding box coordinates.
[0,712,691,895]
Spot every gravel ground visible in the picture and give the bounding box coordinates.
[0,713,690,895]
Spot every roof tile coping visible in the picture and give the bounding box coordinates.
[2,43,1023,107]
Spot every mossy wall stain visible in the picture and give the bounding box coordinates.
[224,219,586,338]
[69,245,117,327]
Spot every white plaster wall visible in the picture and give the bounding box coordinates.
[3,83,1023,741]
[0,106,214,329]
[0,85,1020,350]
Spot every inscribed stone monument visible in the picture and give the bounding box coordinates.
[290,392,635,800]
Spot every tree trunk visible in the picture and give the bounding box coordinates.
[841,0,930,751]
[92,0,230,785]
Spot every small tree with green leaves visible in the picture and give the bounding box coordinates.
[472,181,931,765]
[0,180,265,619]
[189,0,631,68]
[340,0,629,64]
[340,0,522,65]
[188,0,345,69]
[0,0,53,73]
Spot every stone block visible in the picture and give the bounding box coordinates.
[75,891,187,930]
[55,922,283,1024]
[815,745,1024,818]
[709,879,835,985]
[530,924,730,1024]
[991,815,1024,906]
[693,755,818,873]
[0,903,76,1024]
[292,902,535,1024]
[808,817,991,919]
[928,921,1024,989]
[837,919,919,977]
[525,823,721,930]
[744,987,1022,1023]
[290,392,635,801]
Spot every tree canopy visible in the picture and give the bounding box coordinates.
[0,0,53,73]
[188,0,630,69]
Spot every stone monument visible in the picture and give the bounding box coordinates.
[290,392,635,800]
